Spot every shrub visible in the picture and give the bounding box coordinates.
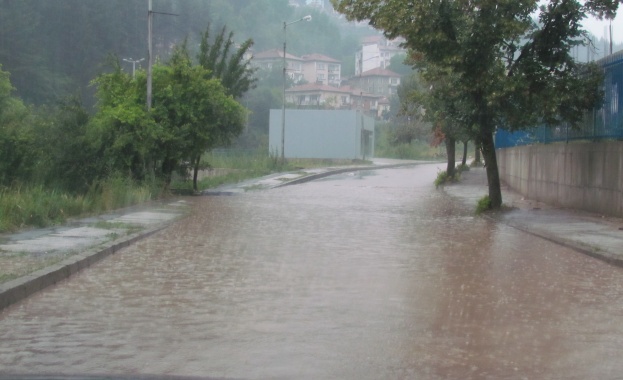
[434,169,461,188]
[476,195,492,214]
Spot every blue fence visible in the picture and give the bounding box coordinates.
[496,49,623,148]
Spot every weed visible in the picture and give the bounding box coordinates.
[434,170,460,188]
[476,195,492,214]
[457,164,470,173]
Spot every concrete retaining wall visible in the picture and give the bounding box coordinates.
[497,141,623,217]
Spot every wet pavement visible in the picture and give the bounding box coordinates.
[1,162,623,379]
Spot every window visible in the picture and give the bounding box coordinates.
[317,63,326,70]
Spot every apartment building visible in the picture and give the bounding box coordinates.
[252,48,305,83]
[253,49,341,86]
[349,67,401,97]
[300,54,341,86]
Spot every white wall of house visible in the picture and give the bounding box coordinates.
[269,109,375,159]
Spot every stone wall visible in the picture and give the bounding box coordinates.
[497,141,623,217]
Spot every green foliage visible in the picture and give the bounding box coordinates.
[434,170,459,188]
[375,121,438,159]
[88,45,247,190]
[456,163,470,173]
[30,97,99,193]
[0,65,35,186]
[0,176,161,232]
[476,195,493,214]
[198,24,258,99]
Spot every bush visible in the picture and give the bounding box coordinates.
[457,163,470,173]
[434,169,460,188]
[476,195,492,214]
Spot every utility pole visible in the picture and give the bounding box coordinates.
[147,0,153,111]
[146,1,176,111]
[281,15,311,163]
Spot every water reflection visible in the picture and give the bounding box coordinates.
[1,164,622,379]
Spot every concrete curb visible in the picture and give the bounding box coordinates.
[273,162,424,188]
[483,213,623,268]
[0,224,169,311]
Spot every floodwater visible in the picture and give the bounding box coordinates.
[1,164,623,379]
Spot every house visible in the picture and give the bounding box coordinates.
[253,50,342,86]
[252,48,305,82]
[300,53,341,86]
[286,83,381,111]
[355,35,406,75]
[348,68,401,97]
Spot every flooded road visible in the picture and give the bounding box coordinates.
[1,163,623,379]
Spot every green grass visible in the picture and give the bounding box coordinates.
[434,170,461,188]
[0,176,163,233]
[476,195,492,214]
[0,150,367,232]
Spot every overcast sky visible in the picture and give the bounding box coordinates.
[583,13,622,44]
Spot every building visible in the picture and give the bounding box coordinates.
[285,83,381,112]
[355,35,406,75]
[300,53,341,86]
[269,109,375,159]
[348,68,401,97]
[252,48,305,82]
[253,50,341,86]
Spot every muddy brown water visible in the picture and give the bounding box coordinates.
[1,164,622,379]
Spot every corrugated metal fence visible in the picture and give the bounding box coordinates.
[496,50,623,148]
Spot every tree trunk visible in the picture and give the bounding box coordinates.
[474,146,481,165]
[480,131,502,209]
[192,155,201,193]
[461,140,468,166]
[445,136,456,177]
[161,158,175,192]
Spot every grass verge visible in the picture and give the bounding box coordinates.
[0,176,162,233]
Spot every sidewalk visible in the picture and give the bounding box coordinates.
[0,200,191,310]
[2,160,622,311]
[444,166,623,266]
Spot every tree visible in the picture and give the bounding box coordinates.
[158,44,246,191]
[90,49,246,192]
[31,97,98,193]
[89,58,156,181]
[0,65,33,186]
[198,24,258,99]
[333,0,616,209]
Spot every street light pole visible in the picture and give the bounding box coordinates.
[123,58,145,78]
[281,15,311,163]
